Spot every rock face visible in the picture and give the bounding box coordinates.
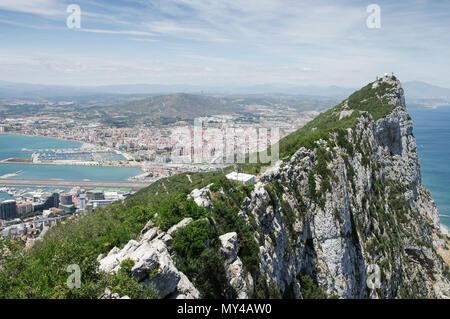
[236,77,449,299]
[219,232,249,299]
[98,218,200,299]
[188,184,213,210]
[100,287,130,299]
[97,76,449,299]
[168,272,201,299]
[168,218,193,236]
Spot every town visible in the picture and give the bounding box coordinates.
[0,186,137,247]
[0,170,257,248]
[0,109,318,182]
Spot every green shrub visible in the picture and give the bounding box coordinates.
[297,274,328,299]
[211,199,259,274]
[108,259,158,299]
[185,249,228,299]
[154,194,208,231]
[173,219,217,262]
[253,273,282,299]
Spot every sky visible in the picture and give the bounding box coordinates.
[0,0,449,88]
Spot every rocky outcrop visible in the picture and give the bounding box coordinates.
[219,232,249,299]
[168,272,201,299]
[100,287,130,299]
[97,76,449,299]
[98,218,200,299]
[234,77,449,299]
[168,218,193,236]
[188,184,213,210]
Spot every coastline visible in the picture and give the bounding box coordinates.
[0,159,142,169]
[0,132,84,147]
[441,224,450,236]
[409,108,450,241]
[3,123,450,232]
[0,133,145,179]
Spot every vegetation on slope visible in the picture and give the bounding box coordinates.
[1,77,429,299]
[0,170,230,298]
[275,78,398,159]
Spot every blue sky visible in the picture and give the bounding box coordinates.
[0,0,449,88]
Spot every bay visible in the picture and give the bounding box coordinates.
[0,134,141,181]
[0,134,81,160]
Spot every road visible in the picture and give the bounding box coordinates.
[0,178,151,189]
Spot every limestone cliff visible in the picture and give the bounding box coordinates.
[99,76,450,299]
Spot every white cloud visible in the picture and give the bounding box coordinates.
[129,38,159,42]
[80,28,155,37]
[1,0,450,87]
[0,0,63,17]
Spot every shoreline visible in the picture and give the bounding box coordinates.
[0,132,84,147]
[0,159,142,169]
[0,133,145,179]
[441,224,449,236]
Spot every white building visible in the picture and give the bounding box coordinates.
[79,195,86,210]
[90,199,114,208]
[225,172,256,185]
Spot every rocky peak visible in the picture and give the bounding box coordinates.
[371,75,405,108]
[96,76,449,299]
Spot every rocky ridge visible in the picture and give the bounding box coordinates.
[98,217,200,299]
[98,76,450,299]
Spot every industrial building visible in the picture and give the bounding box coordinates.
[59,193,73,206]
[0,200,17,220]
[225,172,256,184]
[16,202,33,217]
[78,194,87,210]
[86,190,105,200]
[32,192,59,212]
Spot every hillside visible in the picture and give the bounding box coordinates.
[404,81,450,100]
[100,93,240,121]
[0,76,449,299]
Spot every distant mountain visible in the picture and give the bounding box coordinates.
[403,81,450,100]
[0,81,105,98]
[211,84,355,98]
[1,80,449,103]
[105,93,239,119]
[0,80,354,99]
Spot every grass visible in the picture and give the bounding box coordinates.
[271,77,399,159]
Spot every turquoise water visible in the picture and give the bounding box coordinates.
[0,134,81,159]
[0,134,141,181]
[0,163,141,181]
[0,192,13,201]
[409,107,450,231]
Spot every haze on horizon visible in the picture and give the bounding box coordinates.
[0,0,449,89]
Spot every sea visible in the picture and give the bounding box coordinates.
[0,134,142,191]
[409,107,450,232]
